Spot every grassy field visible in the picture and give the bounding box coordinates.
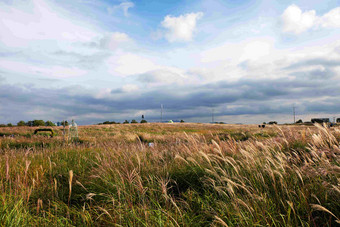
[0,123,339,226]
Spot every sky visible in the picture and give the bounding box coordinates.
[1,0,340,125]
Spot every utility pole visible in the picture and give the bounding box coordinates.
[212,108,214,123]
[63,119,66,144]
[293,105,296,123]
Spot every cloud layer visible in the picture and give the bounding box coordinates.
[1,0,340,124]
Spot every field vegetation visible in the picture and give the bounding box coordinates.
[0,123,339,226]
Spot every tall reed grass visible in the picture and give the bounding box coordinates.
[0,123,339,226]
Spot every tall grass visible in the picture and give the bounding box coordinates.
[0,123,339,226]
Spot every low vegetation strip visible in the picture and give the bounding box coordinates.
[0,123,339,226]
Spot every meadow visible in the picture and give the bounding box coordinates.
[0,123,339,226]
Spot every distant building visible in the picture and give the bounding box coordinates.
[311,118,329,123]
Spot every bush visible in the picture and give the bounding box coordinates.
[7,123,13,127]
[103,121,116,124]
[45,121,55,126]
[180,120,185,123]
[268,121,277,125]
[33,120,45,126]
[61,121,69,126]
[17,121,26,126]
[131,119,138,124]
[140,120,147,123]
[123,120,129,124]
[296,119,303,124]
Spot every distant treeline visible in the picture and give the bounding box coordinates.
[98,119,188,125]
[98,119,148,125]
[0,120,68,127]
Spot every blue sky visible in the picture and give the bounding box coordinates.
[1,0,340,124]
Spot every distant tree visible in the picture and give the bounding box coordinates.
[131,119,138,124]
[7,123,13,127]
[26,121,33,127]
[180,120,185,123]
[296,119,303,124]
[61,120,69,126]
[140,120,147,123]
[33,120,45,126]
[17,121,26,126]
[103,121,111,124]
[268,121,277,125]
[0,124,6,127]
[123,120,129,124]
[45,121,55,126]
[263,122,266,125]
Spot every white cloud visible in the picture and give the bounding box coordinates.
[161,12,203,42]
[33,66,87,78]
[106,53,159,76]
[281,4,340,34]
[138,67,189,85]
[108,1,134,17]
[319,7,340,28]
[121,84,139,92]
[0,0,98,47]
[281,5,316,34]
[99,32,132,50]
[0,59,87,78]
[200,38,274,64]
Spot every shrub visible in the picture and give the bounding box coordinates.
[17,121,26,126]
[103,121,116,124]
[61,120,69,126]
[45,121,55,126]
[131,119,138,124]
[140,120,147,123]
[33,120,45,126]
[123,120,129,124]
